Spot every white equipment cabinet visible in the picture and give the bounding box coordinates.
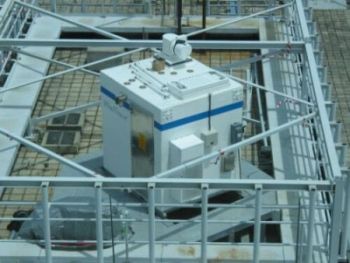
[101,34,244,205]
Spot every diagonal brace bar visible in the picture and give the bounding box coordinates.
[0,127,102,178]
[153,112,316,179]
[229,74,314,107]
[32,101,100,124]
[29,101,100,136]
[0,39,305,50]
[10,47,99,76]
[0,48,145,94]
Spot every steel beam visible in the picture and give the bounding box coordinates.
[0,177,333,192]
[0,39,305,50]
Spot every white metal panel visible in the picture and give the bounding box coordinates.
[101,95,132,177]
[170,134,204,165]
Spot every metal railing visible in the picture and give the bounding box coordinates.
[0,0,34,89]
[0,176,344,263]
[36,0,283,16]
[38,0,151,15]
[0,0,348,262]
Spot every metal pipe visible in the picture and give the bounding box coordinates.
[0,216,333,225]
[153,112,316,179]
[186,2,292,37]
[296,199,303,263]
[0,219,332,228]
[124,210,130,262]
[0,238,331,247]
[201,184,208,263]
[0,199,332,209]
[0,177,333,191]
[329,177,344,262]
[340,174,350,258]
[42,182,52,263]
[12,59,44,75]
[0,39,305,50]
[253,184,262,263]
[229,75,314,107]
[10,47,99,76]
[95,183,104,263]
[243,116,261,125]
[148,184,156,263]
[0,48,145,94]
[0,127,102,178]
[305,186,316,263]
[14,0,126,40]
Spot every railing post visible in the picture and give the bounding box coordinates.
[124,210,130,262]
[201,184,208,263]
[340,174,350,259]
[305,185,316,263]
[41,182,52,263]
[329,177,344,262]
[148,183,156,263]
[296,199,303,263]
[95,182,104,263]
[253,184,262,263]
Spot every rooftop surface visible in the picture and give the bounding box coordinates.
[314,9,350,165]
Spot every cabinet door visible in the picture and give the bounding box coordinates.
[131,106,154,178]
